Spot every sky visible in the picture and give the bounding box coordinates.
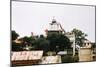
[12,1,95,42]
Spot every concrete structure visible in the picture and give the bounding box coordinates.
[92,48,96,61]
[46,18,63,35]
[78,40,96,62]
[11,51,43,65]
[40,55,61,64]
[79,47,92,62]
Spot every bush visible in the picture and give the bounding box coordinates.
[61,55,74,63]
[61,54,79,63]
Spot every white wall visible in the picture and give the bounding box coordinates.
[0,0,99,67]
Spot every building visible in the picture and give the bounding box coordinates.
[46,18,63,35]
[45,18,76,56]
[82,40,92,48]
[79,40,96,61]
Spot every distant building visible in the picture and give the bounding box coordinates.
[14,38,23,44]
[46,18,63,35]
[82,40,92,48]
[79,40,96,61]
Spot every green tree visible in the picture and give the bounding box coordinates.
[22,36,30,45]
[12,30,22,51]
[12,42,23,51]
[34,35,50,51]
[71,28,87,46]
[12,30,19,40]
[21,35,50,51]
[21,36,36,50]
[47,33,71,52]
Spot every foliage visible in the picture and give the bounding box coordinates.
[22,36,34,45]
[61,55,73,63]
[12,30,19,40]
[47,33,71,52]
[71,28,87,46]
[12,42,23,51]
[11,31,71,52]
[34,37,50,52]
[61,54,79,63]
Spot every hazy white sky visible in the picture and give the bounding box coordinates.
[12,1,95,42]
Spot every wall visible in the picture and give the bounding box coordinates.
[79,48,92,62]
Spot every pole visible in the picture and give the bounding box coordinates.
[73,33,75,57]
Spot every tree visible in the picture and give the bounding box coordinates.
[12,30,19,40]
[22,36,30,45]
[47,33,71,52]
[21,35,50,51]
[20,36,35,50]
[33,35,50,51]
[12,30,22,51]
[71,28,87,46]
[12,42,23,51]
